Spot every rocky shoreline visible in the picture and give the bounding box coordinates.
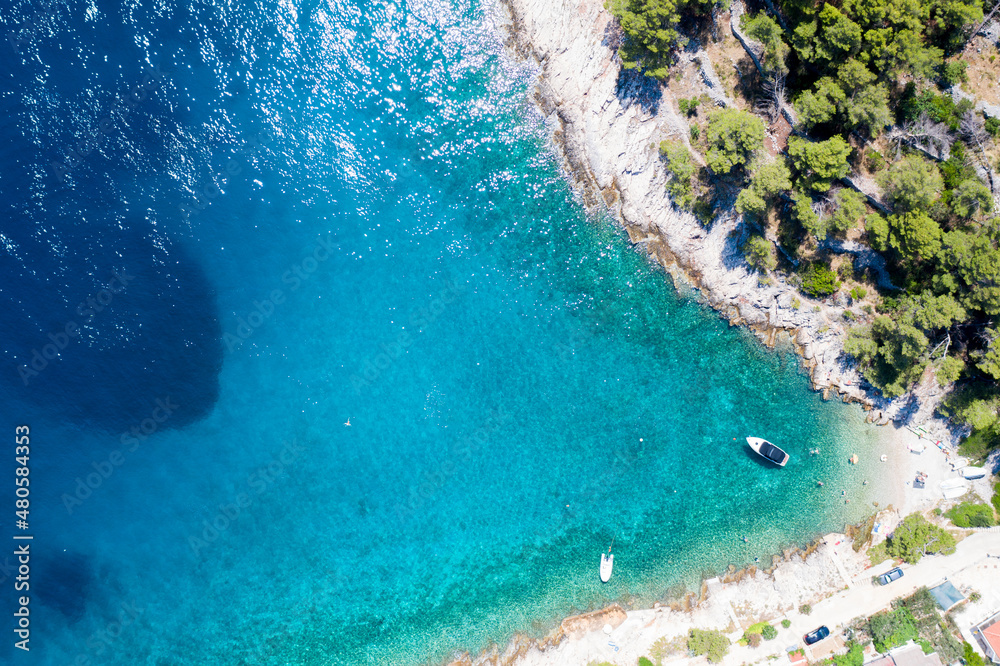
[438,1,975,664]
[494,0,962,428]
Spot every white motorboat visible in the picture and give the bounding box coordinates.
[961,466,987,480]
[746,437,789,467]
[600,551,614,582]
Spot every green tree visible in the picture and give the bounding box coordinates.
[887,212,943,263]
[859,28,942,79]
[802,4,862,66]
[937,355,966,383]
[868,607,919,652]
[704,109,765,174]
[788,135,852,191]
[688,629,730,664]
[939,231,1000,314]
[743,12,790,74]
[791,189,823,237]
[906,292,966,331]
[606,0,708,79]
[964,642,987,666]
[974,329,1000,380]
[846,84,892,134]
[845,315,929,396]
[951,179,993,219]
[744,235,777,272]
[796,77,846,128]
[933,0,984,48]
[878,156,943,212]
[843,0,926,32]
[737,159,792,216]
[866,212,889,250]
[829,188,867,235]
[880,513,957,564]
[659,140,698,208]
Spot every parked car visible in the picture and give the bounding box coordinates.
[877,567,904,586]
[804,626,830,645]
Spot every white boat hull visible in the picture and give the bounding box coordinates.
[600,553,613,582]
[961,466,987,480]
[940,478,969,499]
[746,437,789,467]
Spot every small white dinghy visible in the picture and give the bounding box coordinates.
[600,551,614,583]
[961,466,987,480]
[940,478,970,499]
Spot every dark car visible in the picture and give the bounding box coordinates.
[877,567,904,586]
[804,626,830,645]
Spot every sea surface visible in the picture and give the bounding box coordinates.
[0,0,892,664]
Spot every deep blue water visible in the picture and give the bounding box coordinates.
[0,1,892,664]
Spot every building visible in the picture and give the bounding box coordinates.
[972,611,1000,665]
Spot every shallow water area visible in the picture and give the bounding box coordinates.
[0,0,892,664]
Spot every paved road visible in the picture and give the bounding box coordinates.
[788,531,1000,660]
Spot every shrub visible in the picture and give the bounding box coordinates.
[941,61,969,87]
[688,628,731,663]
[690,124,700,141]
[744,235,777,272]
[799,604,812,615]
[678,97,700,116]
[781,619,791,629]
[843,310,856,321]
[800,262,841,298]
[866,149,887,172]
[639,658,655,666]
[749,633,762,647]
[850,286,867,301]
[838,257,855,281]
[964,642,986,666]
[791,298,802,309]
[868,606,919,652]
[832,641,865,666]
[945,502,996,528]
[659,140,697,209]
[993,481,1000,516]
[970,591,982,603]
[761,624,778,640]
[986,117,1000,137]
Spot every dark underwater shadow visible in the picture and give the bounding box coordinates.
[35,551,92,623]
[0,227,222,433]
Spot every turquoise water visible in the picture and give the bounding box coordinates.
[0,0,892,663]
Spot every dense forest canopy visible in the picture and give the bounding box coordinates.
[606,0,1000,461]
